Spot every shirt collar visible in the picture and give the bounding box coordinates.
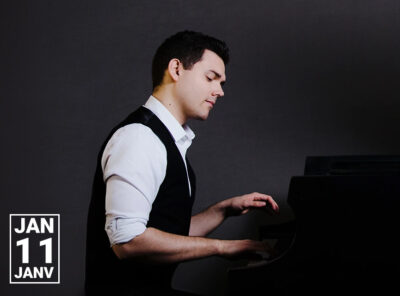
[143,95,195,143]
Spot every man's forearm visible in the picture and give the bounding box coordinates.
[112,227,221,263]
[189,199,230,237]
[112,226,271,264]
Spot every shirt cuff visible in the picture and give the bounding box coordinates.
[105,217,147,247]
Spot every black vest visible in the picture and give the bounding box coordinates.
[85,107,196,295]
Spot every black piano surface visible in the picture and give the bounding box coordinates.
[227,156,400,295]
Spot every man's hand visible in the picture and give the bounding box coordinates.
[224,192,279,217]
[189,192,279,237]
[217,239,276,261]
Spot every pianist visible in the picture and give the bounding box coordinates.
[85,30,279,296]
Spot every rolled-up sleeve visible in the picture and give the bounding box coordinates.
[101,123,167,246]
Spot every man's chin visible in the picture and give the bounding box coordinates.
[199,113,210,121]
[191,112,210,121]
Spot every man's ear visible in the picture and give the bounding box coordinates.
[167,58,182,82]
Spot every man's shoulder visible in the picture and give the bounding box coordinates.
[107,123,165,150]
[101,122,167,173]
[112,122,153,137]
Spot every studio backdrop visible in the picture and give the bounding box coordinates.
[1,1,399,295]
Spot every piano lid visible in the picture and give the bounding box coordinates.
[304,155,400,176]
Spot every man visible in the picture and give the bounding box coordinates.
[85,30,279,296]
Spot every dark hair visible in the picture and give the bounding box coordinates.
[151,30,229,90]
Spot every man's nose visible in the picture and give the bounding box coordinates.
[212,85,224,98]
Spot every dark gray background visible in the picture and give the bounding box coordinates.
[1,0,399,295]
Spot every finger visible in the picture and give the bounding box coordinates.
[269,201,279,212]
[251,192,273,200]
[252,193,277,203]
[241,209,250,214]
[252,197,279,212]
[266,203,280,215]
[246,200,277,212]
[257,195,279,212]
[251,201,268,208]
[245,193,280,212]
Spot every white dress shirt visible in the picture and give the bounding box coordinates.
[102,96,195,246]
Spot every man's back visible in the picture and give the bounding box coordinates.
[85,106,196,295]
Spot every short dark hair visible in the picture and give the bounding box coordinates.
[151,30,230,90]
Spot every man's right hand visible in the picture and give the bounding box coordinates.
[216,239,275,261]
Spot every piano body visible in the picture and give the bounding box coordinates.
[227,156,400,295]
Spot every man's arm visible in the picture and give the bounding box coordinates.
[189,192,279,237]
[112,227,272,264]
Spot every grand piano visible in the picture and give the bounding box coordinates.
[227,155,400,295]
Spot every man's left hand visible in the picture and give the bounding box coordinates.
[224,192,279,217]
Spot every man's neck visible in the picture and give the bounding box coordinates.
[152,88,186,125]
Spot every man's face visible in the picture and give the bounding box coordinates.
[175,49,226,122]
